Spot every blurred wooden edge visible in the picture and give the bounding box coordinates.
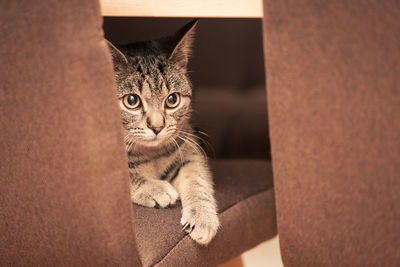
[100,0,262,18]
[219,255,244,267]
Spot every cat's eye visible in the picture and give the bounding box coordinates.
[123,94,141,109]
[165,93,181,109]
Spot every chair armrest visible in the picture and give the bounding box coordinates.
[263,1,400,266]
[0,1,140,265]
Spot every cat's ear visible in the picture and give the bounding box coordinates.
[106,39,128,64]
[162,19,198,68]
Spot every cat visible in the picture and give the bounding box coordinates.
[107,20,219,245]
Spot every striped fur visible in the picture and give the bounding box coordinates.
[108,20,219,245]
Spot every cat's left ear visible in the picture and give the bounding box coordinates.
[163,19,198,68]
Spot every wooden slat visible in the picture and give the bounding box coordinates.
[100,0,262,18]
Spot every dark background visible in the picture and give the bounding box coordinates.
[103,18,270,159]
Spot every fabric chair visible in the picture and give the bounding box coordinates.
[0,1,276,266]
[3,0,399,266]
[263,0,400,266]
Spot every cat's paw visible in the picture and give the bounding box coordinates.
[180,205,220,245]
[131,180,179,208]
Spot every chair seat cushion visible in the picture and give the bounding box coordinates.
[133,160,276,266]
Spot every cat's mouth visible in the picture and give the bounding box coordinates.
[125,128,176,150]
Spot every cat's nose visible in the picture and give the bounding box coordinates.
[146,116,165,135]
[150,126,164,135]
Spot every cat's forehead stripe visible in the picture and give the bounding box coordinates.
[115,53,193,99]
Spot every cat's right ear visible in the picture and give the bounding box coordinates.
[106,40,128,64]
[160,19,198,68]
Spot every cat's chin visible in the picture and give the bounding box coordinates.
[136,136,171,148]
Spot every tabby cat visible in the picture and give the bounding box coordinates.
[108,20,219,245]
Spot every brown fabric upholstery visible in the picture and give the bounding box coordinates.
[134,160,276,267]
[0,1,140,265]
[1,1,276,266]
[263,1,400,266]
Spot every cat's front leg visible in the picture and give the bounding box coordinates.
[172,160,220,245]
[130,173,179,208]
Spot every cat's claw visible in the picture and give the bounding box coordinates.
[182,222,190,231]
[182,222,195,233]
[180,206,220,245]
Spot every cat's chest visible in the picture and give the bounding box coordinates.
[129,153,176,180]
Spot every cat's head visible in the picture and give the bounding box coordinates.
[108,20,197,150]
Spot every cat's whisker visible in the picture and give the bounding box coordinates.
[171,137,184,165]
[177,135,198,154]
[125,138,132,150]
[189,125,210,136]
[126,140,133,152]
[126,135,137,152]
[124,133,134,141]
[178,130,215,158]
[127,135,135,144]
[196,130,209,137]
[177,129,209,140]
[177,135,207,159]
[130,140,139,154]
[127,140,132,151]
[181,138,206,160]
[179,132,206,144]
[184,135,208,155]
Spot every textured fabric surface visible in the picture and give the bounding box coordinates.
[134,160,276,267]
[0,1,141,265]
[263,1,400,266]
